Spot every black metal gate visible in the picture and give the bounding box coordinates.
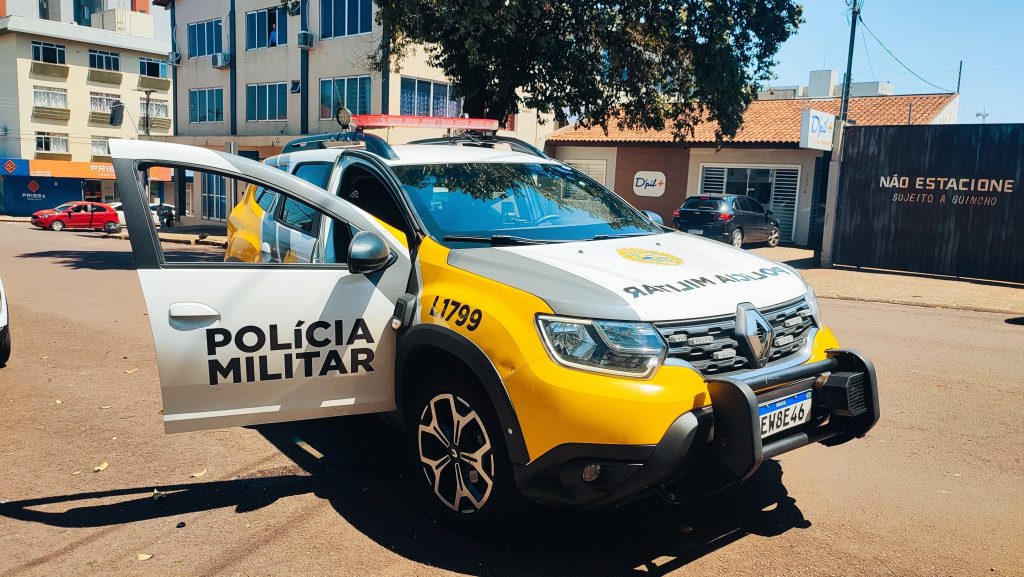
[833,124,1024,282]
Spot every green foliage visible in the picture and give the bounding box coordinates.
[374,0,802,140]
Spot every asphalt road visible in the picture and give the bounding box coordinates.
[0,222,1021,577]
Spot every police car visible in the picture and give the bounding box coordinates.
[0,273,10,366]
[109,115,878,528]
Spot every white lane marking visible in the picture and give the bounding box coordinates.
[163,405,281,422]
[320,398,357,408]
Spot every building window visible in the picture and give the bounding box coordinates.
[188,19,224,58]
[139,57,169,78]
[91,137,110,156]
[31,41,66,65]
[36,132,69,153]
[140,99,170,119]
[320,0,372,39]
[399,77,461,117]
[188,88,225,123]
[246,6,288,50]
[90,92,119,113]
[246,82,288,121]
[319,75,370,119]
[202,172,227,221]
[33,86,68,109]
[88,49,120,71]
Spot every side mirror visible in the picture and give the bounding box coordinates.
[766,209,774,215]
[641,210,664,226]
[347,231,393,274]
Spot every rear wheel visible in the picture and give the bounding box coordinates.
[408,368,524,530]
[766,225,781,247]
[49,220,64,232]
[730,228,744,248]
[104,221,122,234]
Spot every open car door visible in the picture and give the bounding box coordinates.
[110,140,411,433]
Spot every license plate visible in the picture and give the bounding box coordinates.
[758,390,812,439]
[687,229,703,235]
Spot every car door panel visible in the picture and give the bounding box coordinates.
[110,139,411,433]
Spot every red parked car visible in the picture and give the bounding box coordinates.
[30,202,122,233]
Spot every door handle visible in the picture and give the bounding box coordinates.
[169,302,221,319]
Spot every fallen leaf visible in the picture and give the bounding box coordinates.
[71,470,82,475]
[99,405,113,410]
[176,521,186,529]
[152,488,166,500]
[93,461,109,472]
[124,368,138,374]
[190,468,207,478]
[137,553,153,561]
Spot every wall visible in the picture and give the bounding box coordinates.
[612,145,690,224]
[686,147,821,245]
[1,175,82,215]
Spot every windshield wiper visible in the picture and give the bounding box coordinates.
[588,233,654,241]
[443,234,555,246]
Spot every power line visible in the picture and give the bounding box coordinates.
[857,15,954,93]
[860,23,876,80]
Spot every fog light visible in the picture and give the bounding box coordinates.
[581,463,602,483]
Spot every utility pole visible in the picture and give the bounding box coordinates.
[820,0,859,268]
[142,89,155,137]
[956,60,963,93]
[976,108,989,124]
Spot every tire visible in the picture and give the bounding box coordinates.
[0,327,10,367]
[730,228,744,248]
[407,367,524,530]
[49,220,65,232]
[104,221,122,234]
[766,225,781,247]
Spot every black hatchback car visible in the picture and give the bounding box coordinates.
[672,194,781,248]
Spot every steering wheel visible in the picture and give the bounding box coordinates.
[533,214,564,226]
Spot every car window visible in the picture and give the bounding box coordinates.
[292,162,333,189]
[278,196,319,235]
[733,197,751,212]
[91,205,108,212]
[255,188,277,212]
[746,197,766,213]
[681,197,727,211]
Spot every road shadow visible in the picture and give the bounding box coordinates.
[0,416,809,576]
[16,248,222,270]
[1005,316,1024,326]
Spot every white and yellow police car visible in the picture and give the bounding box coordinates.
[109,119,878,528]
[0,273,10,367]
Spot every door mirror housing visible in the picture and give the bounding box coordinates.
[766,209,774,215]
[347,231,393,274]
[641,210,664,226]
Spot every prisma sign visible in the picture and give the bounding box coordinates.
[799,108,835,151]
[633,171,667,197]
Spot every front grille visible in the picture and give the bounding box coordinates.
[655,298,816,375]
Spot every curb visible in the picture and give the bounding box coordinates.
[818,294,1023,316]
[102,233,228,248]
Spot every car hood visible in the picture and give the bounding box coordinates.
[32,210,57,217]
[446,232,807,321]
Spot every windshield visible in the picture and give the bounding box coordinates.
[52,203,74,212]
[393,162,662,244]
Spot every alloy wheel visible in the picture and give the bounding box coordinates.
[768,227,780,247]
[731,229,743,248]
[417,393,495,513]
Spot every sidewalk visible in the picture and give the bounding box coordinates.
[752,246,1024,315]
[0,216,227,246]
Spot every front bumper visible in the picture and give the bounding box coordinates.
[514,349,879,508]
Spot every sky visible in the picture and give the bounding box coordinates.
[770,0,1024,123]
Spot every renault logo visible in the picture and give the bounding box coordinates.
[736,303,774,367]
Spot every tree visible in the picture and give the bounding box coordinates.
[374,0,802,140]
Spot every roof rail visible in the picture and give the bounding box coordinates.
[281,131,399,159]
[408,133,549,159]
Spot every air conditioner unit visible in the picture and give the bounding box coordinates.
[297,31,315,50]
[211,52,230,69]
[168,51,182,66]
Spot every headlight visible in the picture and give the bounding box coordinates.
[537,316,667,378]
[804,282,822,326]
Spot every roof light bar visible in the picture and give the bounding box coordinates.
[352,114,500,131]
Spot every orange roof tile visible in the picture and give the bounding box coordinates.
[546,93,960,145]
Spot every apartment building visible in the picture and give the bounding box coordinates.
[156,0,556,223]
[0,0,174,216]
